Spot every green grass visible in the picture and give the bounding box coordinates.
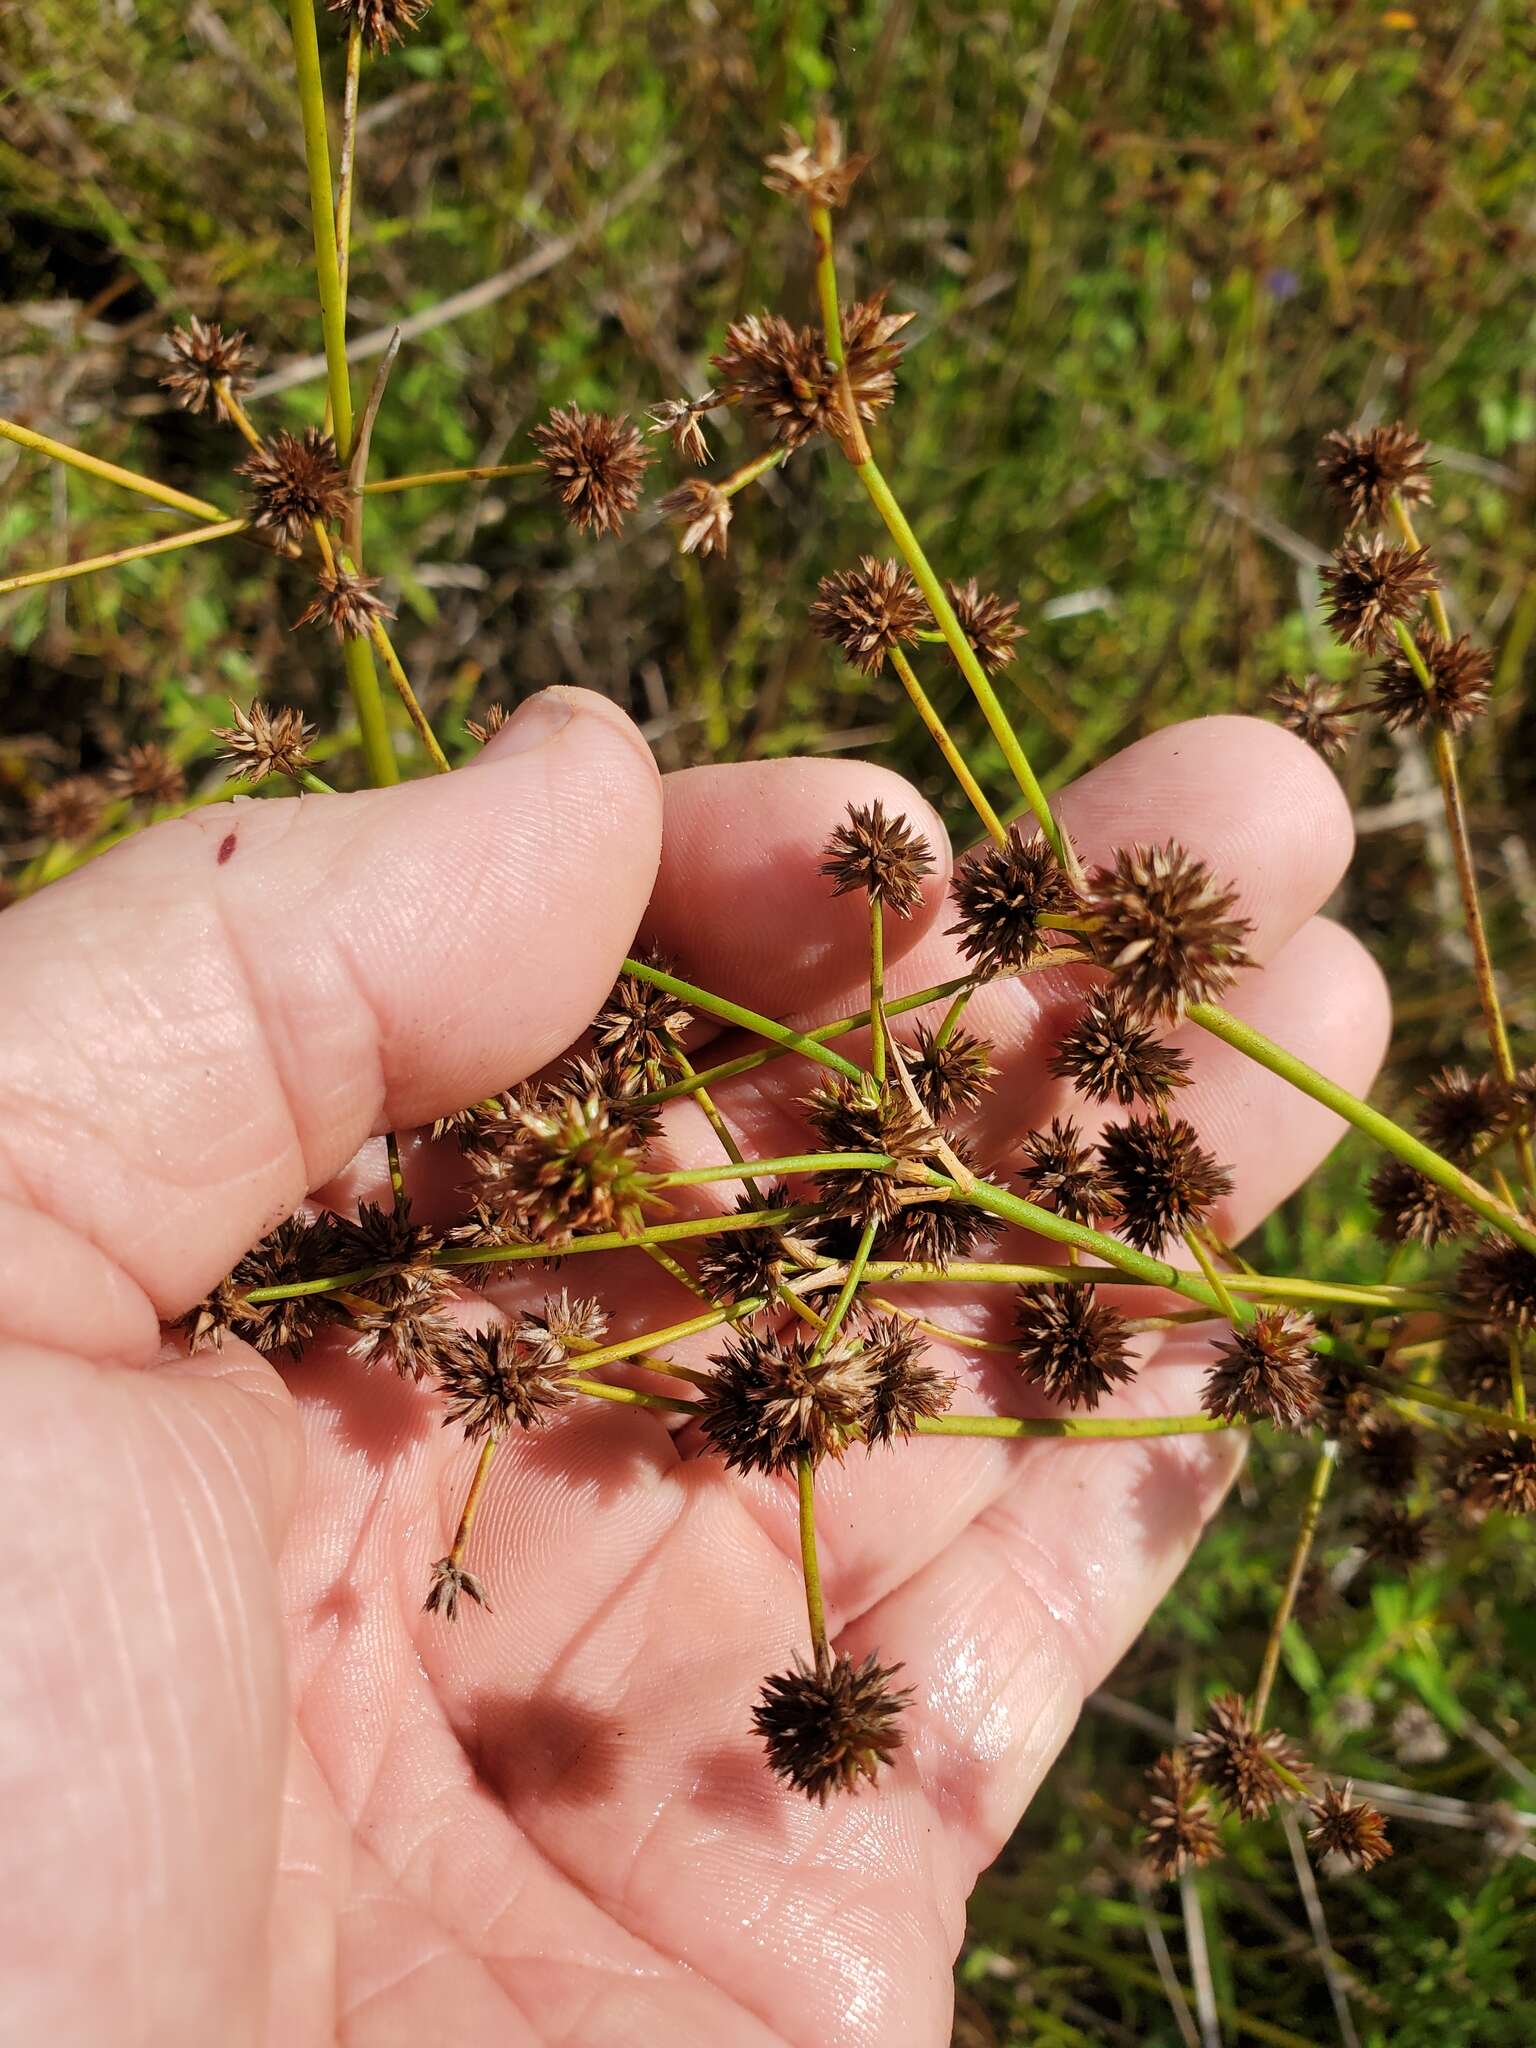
[3,1,1535,2035]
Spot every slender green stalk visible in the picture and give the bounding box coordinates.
[1348,1363,1536,1437]
[868,897,887,1086]
[1188,1000,1536,1253]
[363,463,539,495]
[721,445,788,496]
[562,1299,761,1375]
[0,415,225,522]
[0,519,246,596]
[797,1455,830,1670]
[914,1412,1240,1440]
[561,1376,698,1415]
[1509,1333,1527,1424]
[641,1238,712,1302]
[888,647,1008,846]
[286,0,354,451]
[663,1032,761,1207]
[385,1129,407,1212]
[645,1153,893,1191]
[1185,1227,1239,1323]
[621,956,865,1082]
[807,1215,879,1369]
[1252,1438,1339,1726]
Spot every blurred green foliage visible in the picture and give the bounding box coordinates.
[3,1,1535,2037]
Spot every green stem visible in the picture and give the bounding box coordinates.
[0,518,246,596]
[1185,1226,1239,1323]
[887,647,1008,846]
[664,1032,760,1207]
[868,898,886,1085]
[797,1455,830,1670]
[645,1153,893,1191]
[1510,1333,1527,1424]
[1252,1437,1338,1727]
[1348,1363,1536,1437]
[363,462,539,494]
[721,446,787,496]
[0,415,225,522]
[561,1376,698,1415]
[808,1216,879,1369]
[914,1412,1240,1440]
[1188,1001,1536,1253]
[620,956,865,1081]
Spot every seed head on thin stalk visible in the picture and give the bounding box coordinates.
[1317,422,1432,529]
[1414,1064,1504,1162]
[1269,673,1357,760]
[517,1290,609,1352]
[1307,1782,1393,1871]
[1320,537,1437,653]
[1088,842,1253,1023]
[699,1327,876,1474]
[1446,1431,1536,1517]
[29,775,107,842]
[763,116,868,210]
[329,0,431,51]
[593,965,692,1085]
[697,1189,797,1307]
[1018,1116,1114,1225]
[465,704,507,745]
[948,830,1077,977]
[1352,1418,1420,1496]
[805,1074,943,1226]
[753,1650,911,1804]
[1368,629,1492,735]
[647,395,717,466]
[1141,1751,1222,1880]
[658,479,732,557]
[1201,1310,1319,1431]
[295,564,394,640]
[1050,986,1192,1109]
[422,1556,490,1622]
[943,578,1023,675]
[181,1213,349,1359]
[1097,1115,1232,1254]
[530,406,651,537]
[108,743,186,810]
[1367,1158,1469,1248]
[161,317,255,420]
[711,297,908,453]
[1013,1284,1136,1411]
[1355,1502,1436,1567]
[883,1165,1002,1271]
[858,1314,954,1444]
[907,1021,996,1121]
[436,1322,571,1438]
[812,559,928,675]
[349,1273,464,1382]
[239,426,349,544]
[1442,1325,1512,1406]
[1458,1234,1536,1327]
[820,798,935,915]
[213,700,317,784]
[468,1080,655,1243]
[1186,1694,1308,1821]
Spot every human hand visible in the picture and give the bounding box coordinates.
[0,687,1386,2047]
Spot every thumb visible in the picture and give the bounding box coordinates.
[0,687,661,1324]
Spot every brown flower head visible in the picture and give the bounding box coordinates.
[647,394,716,466]
[1088,843,1253,1024]
[1186,1694,1308,1821]
[699,1327,876,1474]
[858,1314,953,1444]
[1447,1431,1536,1517]
[820,797,935,915]
[1050,986,1193,1110]
[1355,1502,1435,1566]
[762,116,868,210]
[1307,1781,1393,1871]
[883,1170,1002,1270]
[29,774,106,842]
[944,578,1023,676]
[839,292,913,426]
[1415,1064,1503,1163]
[435,1321,570,1438]
[329,0,431,54]
[658,478,732,557]
[1317,423,1432,529]
[1313,1361,1378,1442]
[593,966,691,1086]
[422,1556,490,1622]
[1013,1284,1136,1411]
[1507,1063,1536,1134]
[811,558,928,675]
[1459,1235,1536,1329]
[1142,1750,1222,1880]
[1353,1418,1420,1496]
[1320,537,1436,653]
[711,313,840,450]
[239,426,348,544]
[1201,1309,1319,1431]
[108,743,185,810]
[161,317,254,419]
[1098,1114,1232,1253]
[753,1650,911,1804]
[1270,673,1357,759]
[1368,1158,1469,1249]
[1442,1325,1511,1406]
[213,700,316,785]
[465,704,507,745]
[349,1272,463,1383]
[1368,629,1492,736]
[948,830,1077,978]
[294,565,394,640]
[440,1201,537,1286]
[518,1289,608,1353]
[696,1188,797,1307]
[334,1194,438,1276]
[470,1077,654,1242]
[805,1074,943,1226]
[1018,1116,1114,1225]
[194,1213,350,1359]
[531,405,650,537]
[907,1021,996,1121]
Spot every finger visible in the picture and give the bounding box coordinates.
[0,688,662,1327]
[641,758,952,1025]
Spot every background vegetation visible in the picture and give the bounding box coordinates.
[3,1,1534,2039]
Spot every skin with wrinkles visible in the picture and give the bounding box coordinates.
[0,689,1388,2047]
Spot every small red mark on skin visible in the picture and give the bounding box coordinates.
[217,832,237,865]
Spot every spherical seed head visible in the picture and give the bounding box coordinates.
[1368,1158,1469,1249]
[335,1194,438,1274]
[214,1213,350,1359]
[805,1074,942,1225]
[1013,1284,1136,1411]
[838,291,913,427]
[1368,629,1492,735]
[517,1288,608,1353]
[1415,1064,1504,1162]
[1019,1115,1114,1225]
[657,478,732,557]
[29,774,106,842]
[858,1314,953,1444]
[330,0,432,54]
[1320,537,1437,653]
[697,1189,796,1306]
[435,1322,570,1438]
[1317,423,1432,529]
[699,1327,876,1474]
[1307,1781,1393,1871]
[294,565,394,641]
[1447,1431,1536,1517]
[944,577,1023,675]
[1141,1750,1222,1880]
[1442,1324,1511,1405]
[1201,1309,1319,1431]
[819,797,935,915]
[1355,1501,1435,1566]
[1186,1694,1308,1821]
[422,1556,490,1622]
[239,426,349,544]
[1269,673,1357,760]
[1088,842,1253,1024]
[1353,1417,1421,1496]
[480,1081,654,1242]
[108,743,186,809]
[213,700,317,784]
[530,405,651,537]
[711,312,841,450]
[762,116,868,210]
[883,1181,1002,1270]
[440,1200,537,1286]
[348,1272,463,1382]
[1049,986,1193,1110]
[161,316,254,419]
[1098,1114,1232,1254]
[948,829,1077,978]
[811,557,928,675]
[907,1021,996,1121]
[592,966,692,1086]
[1459,1236,1536,1330]
[752,1650,911,1804]
[647,394,716,467]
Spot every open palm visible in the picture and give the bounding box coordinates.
[0,688,1387,2047]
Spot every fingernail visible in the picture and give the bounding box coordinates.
[484,689,576,757]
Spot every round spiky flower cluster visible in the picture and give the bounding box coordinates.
[812,558,929,674]
[1317,422,1432,529]
[820,798,935,915]
[948,829,1077,976]
[1368,629,1492,735]
[1088,842,1253,1023]
[161,317,255,419]
[1269,673,1357,759]
[1319,537,1437,653]
[531,406,650,537]
[1201,1310,1319,1431]
[239,427,349,544]
[752,1652,911,1804]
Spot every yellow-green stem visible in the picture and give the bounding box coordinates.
[363,463,539,495]
[0,415,224,522]
[1185,1227,1239,1323]
[1252,1438,1338,1727]
[869,897,887,1085]
[797,1455,830,1670]
[448,1435,499,1565]
[888,647,1008,846]
[0,518,246,596]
